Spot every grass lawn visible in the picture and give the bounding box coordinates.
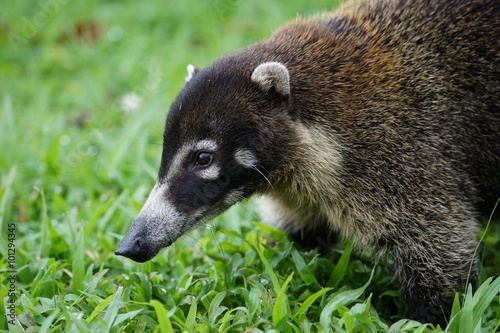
[1,0,499,332]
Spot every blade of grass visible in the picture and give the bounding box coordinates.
[85,269,109,294]
[248,236,281,294]
[447,292,462,331]
[320,267,374,331]
[459,286,474,333]
[247,287,262,322]
[72,227,85,295]
[38,187,52,257]
[7,318,26,333]
[58,294,72,332]
[151,299,175,333]
[272,272,294,328]
[387,319,409,333]
[39,309,60,333]
[104,286,123,330]
[86,292,115,324]
[448,277,500,332]
[291,248,319,286]
[114,309,144,327]
[67,309,92,332]
[472,276,500,321]
[294,287,332,318]
[209,291,227,325]
[185,296,197,332]
[327,241,351,288]
[31,259,59,297]
[413,324,431,333]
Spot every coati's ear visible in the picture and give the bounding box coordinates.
[185,64,200,82]
[251,62,290,97]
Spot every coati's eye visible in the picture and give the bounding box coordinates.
[195,152,213,166]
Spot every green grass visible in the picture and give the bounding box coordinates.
[1,0,499,332]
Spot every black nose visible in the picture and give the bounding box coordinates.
[115,216,159,262]
[115,237,154,263]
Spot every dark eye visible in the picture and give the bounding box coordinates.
[195,152,213,166]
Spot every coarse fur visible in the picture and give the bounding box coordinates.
[116,0,500,327]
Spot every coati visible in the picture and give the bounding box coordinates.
[115,0,500,326]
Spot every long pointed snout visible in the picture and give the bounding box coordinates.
[115,181,186,262]
[115,216,160,262]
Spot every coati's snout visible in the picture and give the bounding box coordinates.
[115,216,160,262]
[115,182,182,262]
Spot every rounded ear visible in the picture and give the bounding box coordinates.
[251,62,290,97]
[185,64,200,82]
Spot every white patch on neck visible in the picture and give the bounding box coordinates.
[286,124,343,202]
[234,149,258,168]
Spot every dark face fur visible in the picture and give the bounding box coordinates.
[115,60,293,262]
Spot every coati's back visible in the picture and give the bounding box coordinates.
[330,0,500,213]
[253,0,500,212]
[116,0,500,326]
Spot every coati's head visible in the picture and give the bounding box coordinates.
[115,60,295,262]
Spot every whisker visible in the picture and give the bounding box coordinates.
[252,164,274,191]
[205,223,228,260]
[182,231,200,248]
[237,199,267,222]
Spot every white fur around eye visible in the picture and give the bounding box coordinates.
[167,140,218,181]
[196,139,217,151]
[198,165,220,180]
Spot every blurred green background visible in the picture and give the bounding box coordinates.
[1,0,499,332]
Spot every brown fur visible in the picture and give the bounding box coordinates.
[251,0,500,325]
[116,0,499,326]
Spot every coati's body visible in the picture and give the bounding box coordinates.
[116,0,500,326]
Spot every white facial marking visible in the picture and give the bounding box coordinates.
[139,182,184,241]
[234,149,258,168]
[196,139,217,151]
[167,144,191,181]
[198,165,220,180]
[167,139,218,181]
[195,140,219,180]
[140,183,179,219]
